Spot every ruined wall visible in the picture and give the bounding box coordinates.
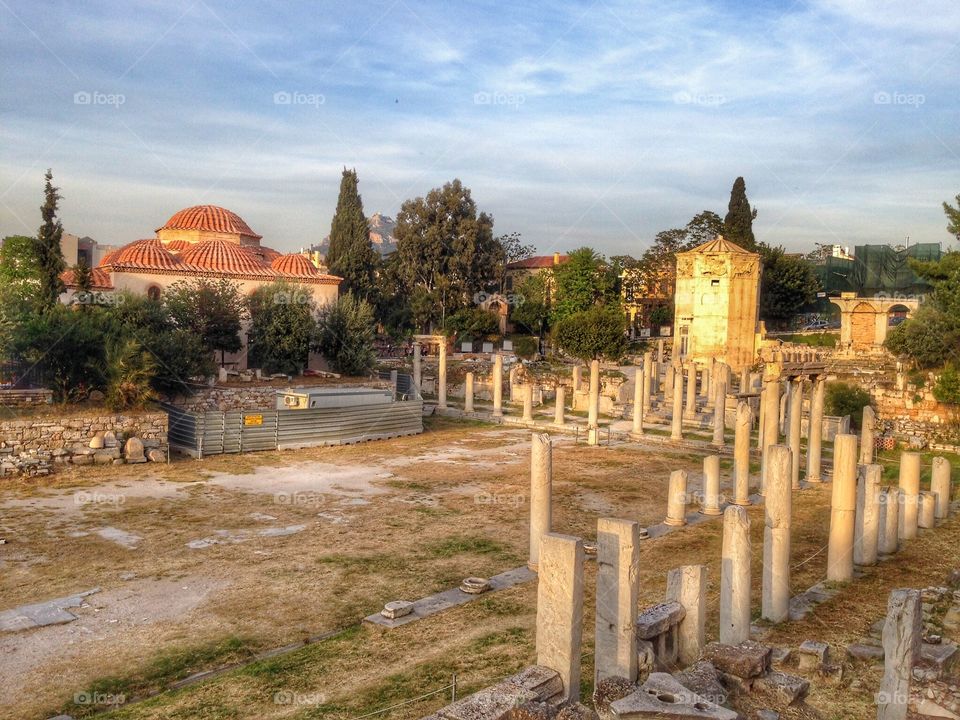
[872,385,960,442]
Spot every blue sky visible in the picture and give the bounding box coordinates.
[1,0,957,257]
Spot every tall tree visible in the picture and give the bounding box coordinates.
[326,168,378,299]
[35,169,66,306]
[314,292,377,376]
[247,282,317,375]
[723,176,758,251]
[393,179,498,330]
[492,231,535,292]
[758,248,820,326]
[163,278,245,365]
[550,247,618,324]
[686,210,724,245]
[944,192,960,242]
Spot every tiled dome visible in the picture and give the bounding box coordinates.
[110,239,183,270]
[61,267,114,290]
[271,253,318,277]
[162,239,193,253]
[157,205,261,239]
[254,245,282,262]
[179,239,272,276]
[97,250,117,267]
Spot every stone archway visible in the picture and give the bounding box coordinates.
[850,301,878,348]
[829,293,921,352]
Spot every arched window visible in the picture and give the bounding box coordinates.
[147,285,162,301]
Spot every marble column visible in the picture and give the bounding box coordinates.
[919,492,936,529]
[657,338,665,363]
[899,452,921,540]
[760,369,781,496]
[712,376,727,447]
[700,364,711,401]
[412,342,422,391]
[778,385,788,435]
[806,377,825,483]
[827,434,858,582]
[700,455,722,515]
[665,469,688,526]
[789,379,804,489]
[860,405,876,465]
[877,589,921,720]
[720,505,751,645]
[684,364,697,419]
[529,433,553,569]
[536,533,585,704]
[878,489,901,556]
[573,365,583,393]
[588,359,600,445]
[733,401,753,505]
[554,385,566,426]
[632,367,644,436]
[932,456,952,520]
[671,369,684,441]
[642,351,654,411]
[464,371,474,413]
[666,565,707,666]
[740,366,750,394]
[664,362,676,403]
[595,518,640,684]
[762,444,792,623]
[437,340,447,409]
[855,463,881,567]
[523,383,534,422]
[492,353,504,418]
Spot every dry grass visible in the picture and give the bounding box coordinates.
[1,418,957,720]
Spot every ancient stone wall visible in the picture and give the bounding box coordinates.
[872,385,960,442]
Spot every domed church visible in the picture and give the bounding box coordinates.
[60,205,342,369]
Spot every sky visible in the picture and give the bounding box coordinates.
[1,0,958,258]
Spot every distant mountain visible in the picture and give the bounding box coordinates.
[307,212,397,260]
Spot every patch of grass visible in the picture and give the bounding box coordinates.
[469,626,528,651]
[426,536,511,559]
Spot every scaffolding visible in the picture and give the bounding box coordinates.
[814,243,941,296]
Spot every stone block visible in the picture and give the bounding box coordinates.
[505,666,564,702]
[635,602,685,640]
[797,640,830,671]
[672,661,727,708]
[847,643,884,661]
[753,671,809,704]
[608,672,739,719]
[433,679,538,720]
[701,641,772,679]
[381,601,413,619]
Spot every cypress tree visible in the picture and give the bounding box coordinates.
[723,176,758,251]
[327,168,377,299]
[74,259,93,297]
[36,169,66,306]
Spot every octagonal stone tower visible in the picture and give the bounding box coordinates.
[673,236,761,372]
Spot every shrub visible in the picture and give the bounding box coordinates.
[512,336,538,360]
[314,293,377,376]
[554,304,628,362]
[824,381,872,429]
[104,338,156,410]
[247,282,317,375]
[933,365,960,405]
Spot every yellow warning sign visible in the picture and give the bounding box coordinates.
[243,414,263,426]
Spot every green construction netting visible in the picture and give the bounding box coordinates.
[815,243,942,295]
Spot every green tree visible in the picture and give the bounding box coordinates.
[73,259,93,295]
[554,305,628,362]
[824,381,872,430]
[104,337,157,410]
[35,169,66,306]
[393,179,498,330]
[551,247,618,323]
[326,168,378,300]
[759,249,820,326]
[0,235,42,354]
[686,210,724,245]
[314,293,377,376]
[944,192,960,242]
[492,231,535,293]
[723,176,758,251]
[510,273,550,336]
[443,307,500,343]
[164,278,245,365]
[247,282,317,375]
[933,365,960,405]
[885,303,959,368]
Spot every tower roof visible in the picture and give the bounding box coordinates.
[684,235,754,255]
[156,205,261,239]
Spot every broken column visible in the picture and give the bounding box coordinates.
[666,565,707,666]
[464,371,474,413]
[632,367,644,437]
[789,378,803,489]
[876,588,921,720]
[720,505,751,645]
[855,463,882,567]
[664,362,676,403]
[760,365,781,495]
[595,518,640,683]
[733,402,753,506]
[806,376,825,483]
[642,351,653,411]
[932,456,951,520]
[700,364,711,400]
[657,338,665,362]
[573,365,582,392]
[919,492,936,529]
[700,455,722,516]
[664,469,689,526]
[553,385,565,426]
[588,359,600,445]
[413,341,422,390]
[712,375,727,447]
[438,340,447,410]
[762,444,792,623]
[492,353,503,418]
[899,452,921,540]
[827,433,858,582]
[529,433,553,570]
[878,489,901,556]
[671,369,684,441]
[523,383,534,423]
[860,405,876,465]
[684,363,697,419]
[536,533,585,704]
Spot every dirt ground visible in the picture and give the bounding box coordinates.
[0,417,957,720]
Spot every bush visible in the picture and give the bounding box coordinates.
[247,282,317,375]
[314,293,377,376]
[512,336,538,360]
[443,307,500,343]
[933,365,960,405]
[825,381,872,429]
[104,338,156,410]
[554,304,628,362]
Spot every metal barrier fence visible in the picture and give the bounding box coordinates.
[162,396,423,459]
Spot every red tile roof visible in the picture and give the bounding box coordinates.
[271,253,318,277]
[162,239,193,253]
[179,239,272,276]
[108,239,183,271]
[61,267,114,290]
[156,205,262,239]
[506,254,569,270]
